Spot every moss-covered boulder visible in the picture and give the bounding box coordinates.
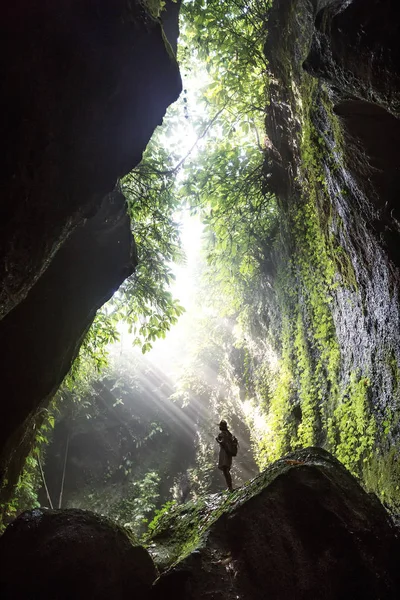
[0,508,156,599]
[149,448,400,599]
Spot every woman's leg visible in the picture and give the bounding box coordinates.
[222,466,233,491]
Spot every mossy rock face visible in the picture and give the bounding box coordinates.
[0,508,156,599]
[150,448,400,599]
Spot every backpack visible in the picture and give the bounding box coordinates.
[226,434,238,457]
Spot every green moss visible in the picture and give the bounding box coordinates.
[144,494,237,569]
[252,39,373,481]
[145,499,205,567]
[361,400,400,510]
[332,246,358,290]
[364,446,400,511]
[320,91,345,155]
[294,311,318,447]
[387,349,400,395]
[142,0,166,19]
[256,315,295,467]
[328,374,376,475]
[145,448,341,571]
[253,169,343,462]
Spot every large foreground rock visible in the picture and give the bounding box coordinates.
[150,448,400,599]
[0,508,156,600]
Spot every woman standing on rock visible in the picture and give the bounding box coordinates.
[216,419,238,492]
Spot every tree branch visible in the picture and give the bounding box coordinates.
[37,452,53,510]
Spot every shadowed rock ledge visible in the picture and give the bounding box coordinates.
[0,191,135,506]
[0,0,181,318]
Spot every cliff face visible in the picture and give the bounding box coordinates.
[0,1,181,506]
[0,192,134,506]
[0,0,180,318]
[255,0,400,502]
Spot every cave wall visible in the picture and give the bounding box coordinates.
[0,0,182,509]
[258,0,400,504]
[0,192,135,506]
[0,0,180,318]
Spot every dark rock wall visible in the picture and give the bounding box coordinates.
[257,0,400,498]
[305,0,400,261]
[306,0,400,116]
[0,0,181,318]
[304,0,400,442]
[0,192,134,504]
[0,1,181,507]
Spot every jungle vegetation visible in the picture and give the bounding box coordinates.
[2,0,399,530]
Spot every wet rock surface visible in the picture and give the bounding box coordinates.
[0,508,156,600]
[1,450,398,600]
[151,448,400,600]
[261,0,400,494]
[304,0,400,267]
[305,0,400,116]
[0,0,182,506]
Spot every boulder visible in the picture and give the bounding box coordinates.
[0,508,156,600]
[150,448,400,599]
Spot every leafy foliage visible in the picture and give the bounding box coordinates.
[114,471,161,535]
[110,137,185,354]
[8,0,397,525]
[176,0,279,332]
[0,404,59,529]
[143,0,167,19]
[181,0,270,118]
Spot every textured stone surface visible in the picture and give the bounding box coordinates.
[304,0,400,116]
[260,0,400,489]
[0,508,156,600]
[151,448,400,600]
[0,192,134,505]
[304,0,400,261]
[0,0,181,319]
[0,0,182,506]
